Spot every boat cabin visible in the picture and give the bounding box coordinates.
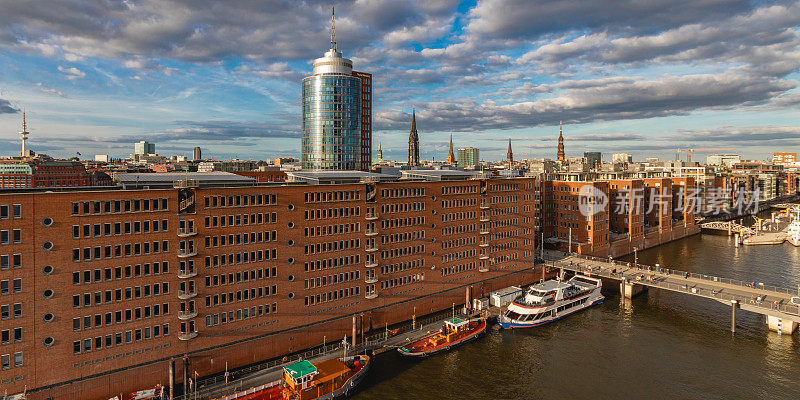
[283,360,319,390]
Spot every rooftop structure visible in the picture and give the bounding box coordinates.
[115,171,255,189]
[286,170,397,185]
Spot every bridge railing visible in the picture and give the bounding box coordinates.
[549,255,800,316]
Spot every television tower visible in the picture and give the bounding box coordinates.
[19,111,29,157]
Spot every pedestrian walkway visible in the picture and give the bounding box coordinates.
[543,252,800,328]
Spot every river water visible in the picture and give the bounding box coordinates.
[353,231,800,399]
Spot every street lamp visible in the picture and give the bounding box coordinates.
[633,247,638,267]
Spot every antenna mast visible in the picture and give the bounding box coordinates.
[330,7,337,51]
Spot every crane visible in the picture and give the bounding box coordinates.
[676,148,733,163]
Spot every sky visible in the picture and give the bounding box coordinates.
[0,0,798,162]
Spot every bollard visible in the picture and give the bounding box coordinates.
[730,300,738,333]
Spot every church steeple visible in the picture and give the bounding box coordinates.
[376,141,383,161]
[446,134,456,164]
[556,121,565,163]
[408,108,420,167]
[507,138,513,163]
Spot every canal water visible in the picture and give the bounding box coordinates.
[353,232,800,399]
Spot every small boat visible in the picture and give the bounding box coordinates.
[109,385,163,400]
[214,354,370,400]
[786,221,800,246]
[397,316,487,357]
[498,275,604,329]
[388,328,403,336]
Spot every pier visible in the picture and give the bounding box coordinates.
[700,210,795,246]
[544,253,800,334]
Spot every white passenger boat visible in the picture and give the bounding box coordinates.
[498,275,604,329]
[786,221,800,247]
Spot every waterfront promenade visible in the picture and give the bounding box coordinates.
[186,315,453,400]
[543,251,800,333]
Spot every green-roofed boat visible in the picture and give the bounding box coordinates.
[397,316,487,357]
[213,353,370,400]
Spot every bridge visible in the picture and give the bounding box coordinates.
[700,220,755,235]
[543,253,800,334]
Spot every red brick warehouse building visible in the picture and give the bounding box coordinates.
[0,175,540,399]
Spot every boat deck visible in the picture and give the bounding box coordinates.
[400,319,486,354]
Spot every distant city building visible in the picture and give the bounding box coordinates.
[375,142,383,162]
[193,147,202,161]
[197,160,257,173]
[352,70,372,171]
[706,154,740,168]
[507,139,514,163]
[0,159,92,188]
[134,140,155,155]
[301,10,361,171]
[584,152,601,167]
[772,152,797,166]
[732,162,783,173]
[457,147,479,168]
[274,157,297,166]
[0,161,33,188]
[407,109,420,167]
[94,154,110,162]
[612,153,633,163]
[446,134,456,164]
[556,122,565,163]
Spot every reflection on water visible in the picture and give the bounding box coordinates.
[354,232,800,400]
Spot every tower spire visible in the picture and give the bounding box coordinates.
[507,138,513,163]
[446,133,456,164]
[556,120,565,164]
[330,6,337,51]
[408,108,419,167]
[19,109,30,157]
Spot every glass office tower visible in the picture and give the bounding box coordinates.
[301,44,361,170]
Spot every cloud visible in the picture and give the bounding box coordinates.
[376,72,796,132]
[57,65,85,79]
[0,99,19,114]
[671,125,800,142]
[34,82,66,97]
[235,63,301,81]
[465,0,754,40]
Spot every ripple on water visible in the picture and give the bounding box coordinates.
[353,232,800,400]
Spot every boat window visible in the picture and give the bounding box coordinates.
[505,310,521,320]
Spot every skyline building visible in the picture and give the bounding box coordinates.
[584,152,601,167]
[507,138,513,163]
[301,9,361,170]
[134,140,155,155]
[458,147,479,168]
[193,147,202,161]
[612,153,633,163]
[408,108,420,167]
